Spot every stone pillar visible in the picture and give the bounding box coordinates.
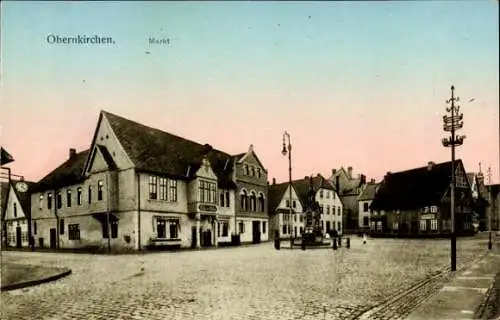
[196,214,201,248]
[214,218,218,247]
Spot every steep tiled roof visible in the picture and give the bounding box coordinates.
[358,183,378,201]
[32,150,90,193]
[371,160,470,211]
[268,183,291,215]
[96,145,117,170]
[1,182,9,219]
[103,111,237,189]
[269,174,333,213]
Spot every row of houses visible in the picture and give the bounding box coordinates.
[1,111,499,251]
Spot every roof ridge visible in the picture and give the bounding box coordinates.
[103,110,233,159]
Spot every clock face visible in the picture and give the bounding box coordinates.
[15,182,28,193]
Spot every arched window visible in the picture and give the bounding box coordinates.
[250,191,256,212]
[240,190,248,211]
[258,193,265,212]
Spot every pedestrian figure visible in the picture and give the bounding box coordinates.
[363,233,367,244]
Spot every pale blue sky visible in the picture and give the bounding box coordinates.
[1,1,499,183]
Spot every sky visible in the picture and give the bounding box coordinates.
[1,1,499,185]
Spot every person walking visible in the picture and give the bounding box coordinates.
[363,233,367,244]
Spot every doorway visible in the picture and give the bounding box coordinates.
[50,228,57,249]
[252,221,261,244]
[191,227,197,248]
[16,227,22,248]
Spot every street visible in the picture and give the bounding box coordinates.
[0,236,490,320]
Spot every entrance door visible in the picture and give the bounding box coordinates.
[50,228,57,249]
[16,227,22,248]
[252,221,261,244]
[191,227,197,248]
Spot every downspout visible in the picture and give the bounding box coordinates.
[55,188,60,249]
[136,171,141,251]
[106,172,111,253]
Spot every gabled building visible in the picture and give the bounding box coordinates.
[31,111,269,252]
[329,166,367,232]
[2,179,36,248]
[357,180,379,231]
[370,160,474,236]
[268,174,343,240]
[467,171,490,231]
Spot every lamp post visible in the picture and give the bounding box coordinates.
[487,167,492,250]
[282,131,293,248]
[442,85,466,272]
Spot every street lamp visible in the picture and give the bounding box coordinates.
[282,131,293,248]
[487,167,493,250]
[442,85,466,272]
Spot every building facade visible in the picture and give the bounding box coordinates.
[370,160,475,237]
[357,181,379,231]
[2,180,34,248]
[268,174,343,240]
[329,167,367,233]
[30,111,269,252]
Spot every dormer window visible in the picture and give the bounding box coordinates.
[244,164,249,175]
[47,193,53,210]
[257,168,261,178]
[57,191,62,209]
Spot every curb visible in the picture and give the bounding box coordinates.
[1,268,72,292]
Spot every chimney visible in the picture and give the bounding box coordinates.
[331,169,337,176]
[69,148,76,159]
[370,178,375,184]
[427,161,435,171]
[272,178,276,185]
[360,174,366,184]
[335,176,340,193]
[348,166,353,178]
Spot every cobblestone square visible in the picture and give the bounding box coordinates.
[1,236,489,320]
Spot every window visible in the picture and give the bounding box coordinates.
[327,206,330,214]
[423,207,429,213]
[209,183,216,204]
[47,193,52,210]
[376,221,382,231]
[220,193,225,206]
[430,206,438,213]
[67,190,72,207]
[393,222,399,230]
[420,220,427,231]
[431,219,438,231]
[338,207,341,216]
[320,190,324,198]
[220,221,229,237]
[300,227,303,235]
[169,180,177,202]
[60,219,65,234]
[250,191,256,211]
[149,176,157,200]
[225,192,230,207]
[319,205,323,213]
[88,186,92,204]
[77,188,82,205]
[300,215,303,222]
[364,202,369,212]
[156,219,166,238]
[239,222,245,234]
[244,164,249,175]
[326,191,330,199]
[321,220,324,230]
[282,225,287,235]
[199,180,216,203]
[33,221,37,235]
[292,200,296,208]
[326,221,331,232]
[258,194,265,212]
[240,190,248,211]
[337,221,341,231]
[294,214,297,222]
[250,166,255,177]
[159,177,168,200]
[294,226,297,236]
[363,216,369,226]
[111,221,118,238]
[57,191,62,209]
[68,224,80,240]
[262,221,266,234]
[169,221,178,239]
[13,203,17,217]
[257,168,261,178]
[39,195,43,210]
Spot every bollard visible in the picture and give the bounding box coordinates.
[274,231,280,250]
[346,237,350,249]
[301,241,306,251]
[333,237,337,250]
[338,236,342,247]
